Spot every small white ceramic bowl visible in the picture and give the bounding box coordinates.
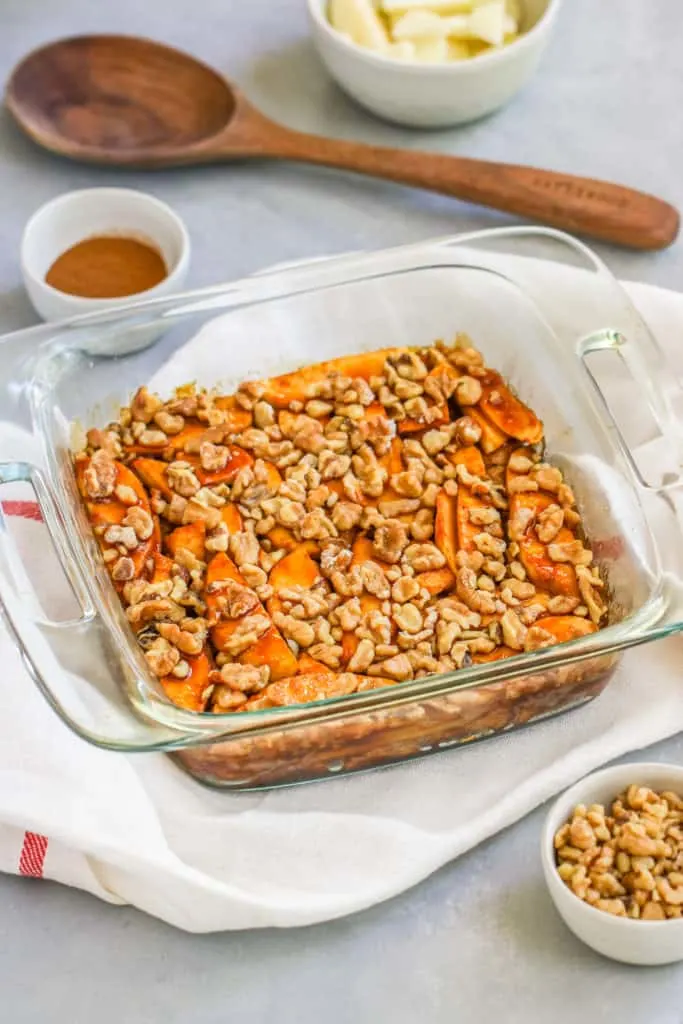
[21,187,190,322]
[541,762,683,966]
[307,0,562,128]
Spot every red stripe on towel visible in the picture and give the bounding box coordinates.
[1,500,43,522]
[4,500,49,876]
[18,832,48,877]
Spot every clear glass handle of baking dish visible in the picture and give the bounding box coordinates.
[577,328,683,491]
[0,460,210,750]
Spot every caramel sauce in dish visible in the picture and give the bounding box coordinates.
[45,235,167,299]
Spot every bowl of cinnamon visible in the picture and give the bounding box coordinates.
[21,187,190,323]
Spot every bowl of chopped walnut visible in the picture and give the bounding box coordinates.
[541,763,683,965]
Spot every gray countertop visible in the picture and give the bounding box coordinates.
[0,0,682,1020]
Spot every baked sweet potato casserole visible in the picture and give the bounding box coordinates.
[75,337,608,716]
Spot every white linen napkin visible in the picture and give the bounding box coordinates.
[1,266,683,933]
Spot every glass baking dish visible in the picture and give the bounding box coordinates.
[2,227,683,790]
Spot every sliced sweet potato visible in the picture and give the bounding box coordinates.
[507,449,579,598]
[131,457,174,501]
[261,461,282,490]
[435,491,458,572]
[184,446,253,486]
[77,459,159,580]
[341,536,389,664]
[264,671,392,707]
[221,503,243,534]
[397,364,452,435]
[160,651,211,712]
[386,435,404,477]
[205,552,297,681]
[456,484,496,556]
[269,546,321,592]
[240,624,298,679]
[398,407,449,436]
[267,525,298,552]
[476,370,543,445]
[151,552,174,584]
[534,615,596,643]
[468,407,508,454]
[448,445,486,476]
[297,653,329,675]
[122,420,208,456]
[415,567,456,596]
[517,530,578,598]
[260,349,400,408]
[473,647,517,664]
[213,395,253,434]
[165,521,206,562]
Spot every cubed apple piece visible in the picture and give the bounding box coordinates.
[329,0,390,51]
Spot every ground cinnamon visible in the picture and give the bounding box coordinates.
[45,235,167,299]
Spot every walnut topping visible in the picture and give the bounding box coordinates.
[372,520,408,564]
[211,579,259,620]
[347,638,375,673]
[403,543,446,572]
[554,786,683,920]
[83,449,117,499]
[103,524,139,550]
[79,337,609,718]
[122,505,154,541]
[547,540,593,566]
[112,556,135,582]
[131,386,163,423]
[167,461,201,497]
[453,375,482,406]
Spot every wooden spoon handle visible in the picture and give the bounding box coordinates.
[257,129,678,251]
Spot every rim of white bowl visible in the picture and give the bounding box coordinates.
[20,187,191,309]
[541,762,683,931]
[307,0,564,72]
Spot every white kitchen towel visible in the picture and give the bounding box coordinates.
[1,266,683,932]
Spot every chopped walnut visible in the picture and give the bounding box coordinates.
[547,540,593,566]
[500,609,527,651]
[332,501,363,532]
[218,663,270,693]
[131,386,163,423]
[167,461,201,498]
[372,520,408,564]
[83,449,117,499]
[347,638,375,673]
[154,410,184,435]
[453,375,482,406]
[103,524,139,550]
[210,578,259,620]
[122,505,154,541]
[368,653,413,682]
[393,603,423,634]
[536,504,564,543]
[199,442,229,472]
[145,637,180,677]
[403,543,446,572]
[112,556,136,582]
[229,530,260,568]
[410,509,435,542]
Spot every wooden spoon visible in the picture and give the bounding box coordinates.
[5,35,678,250]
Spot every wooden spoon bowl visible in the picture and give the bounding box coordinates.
[6,35,237,161]
[5,34,679,249]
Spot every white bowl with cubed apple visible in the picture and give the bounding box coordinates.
[307,0,563,127]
